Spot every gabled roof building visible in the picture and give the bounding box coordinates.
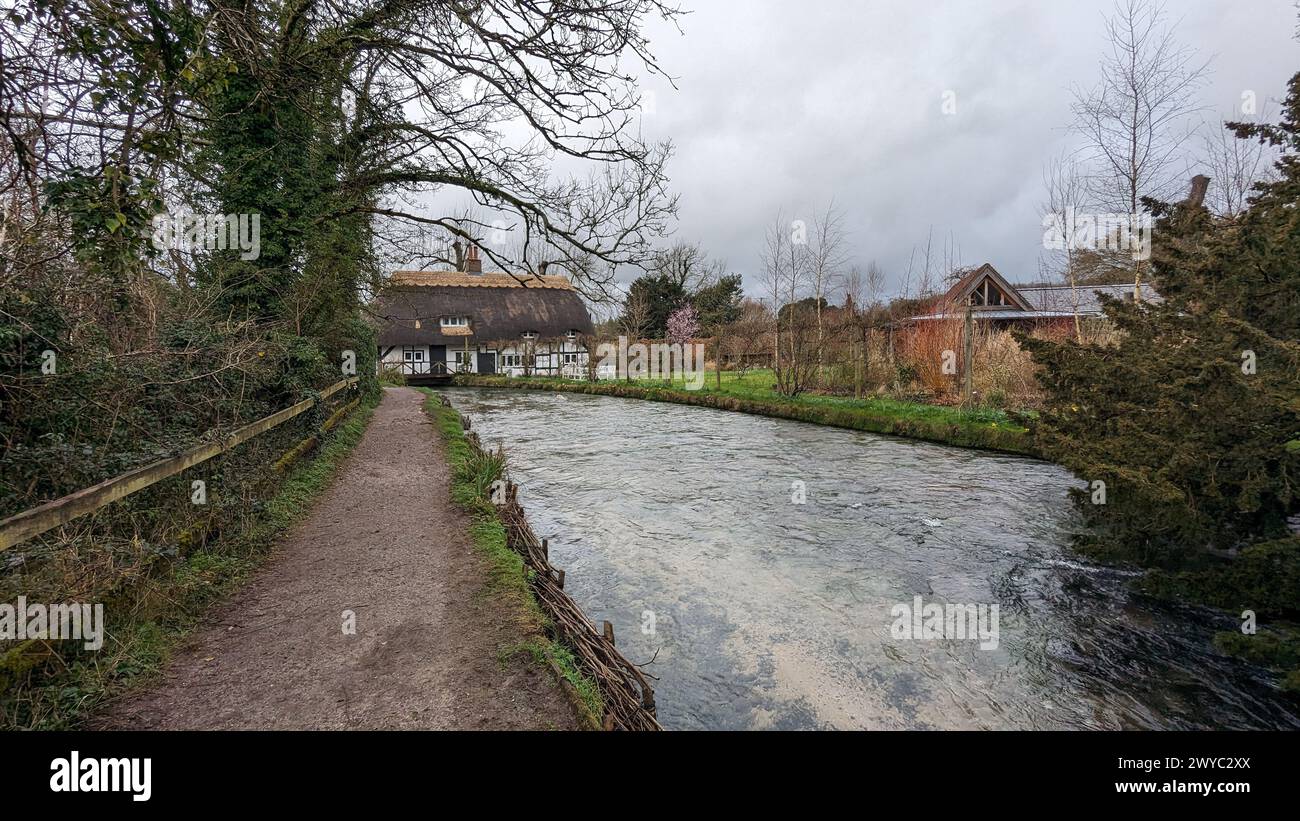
[908,263,1161,324]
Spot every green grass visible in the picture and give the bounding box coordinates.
[456,368,1035,457]
[632,368,1012,423]
[420,390,604,726]
[1,391,381,729]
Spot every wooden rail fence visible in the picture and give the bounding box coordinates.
[0,377,359,551]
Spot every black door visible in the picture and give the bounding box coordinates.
[476,351,496,375]
[430,345,447,374]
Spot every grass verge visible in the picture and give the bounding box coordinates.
[419,389,603,727]
[0,391,380,729]
[454,370,1035,457]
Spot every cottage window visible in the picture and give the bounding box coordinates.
[565,330,578,340]
[520,330,538,340]
[441,316,469,327]
[501,354,521,368]
[562,353,579,365]
[402,347,425,363]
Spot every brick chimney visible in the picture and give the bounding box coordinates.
[1186,174,1210,209]
[466,245,483,274]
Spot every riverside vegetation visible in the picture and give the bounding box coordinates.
[421,391,602,724]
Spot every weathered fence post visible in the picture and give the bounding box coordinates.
[962,306,973,403]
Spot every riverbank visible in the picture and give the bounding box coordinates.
[420,389,603,727]
[453,370,1035,457]
[93,387,578,730]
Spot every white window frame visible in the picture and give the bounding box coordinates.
[402,346,425,363]
[441,315,469,328]
[562,352,579,365]
[520,330,538,340]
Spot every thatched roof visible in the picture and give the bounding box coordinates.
[374,270,594,346]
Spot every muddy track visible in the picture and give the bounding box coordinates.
[98,387,576,730]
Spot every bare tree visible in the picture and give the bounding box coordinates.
[649,241,727,293]
[759,210,814,396]
[911,227,941,298]
[807,200,849,379]
[1,0,684,306]
[842,260,886,397]
[1042,153,1090,341]
[620,287,651,338]
[719,298,771,379]
[1071,0,1209,300]
[1200,109,1279,218]
[760,210,789,383]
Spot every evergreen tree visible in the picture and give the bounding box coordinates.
[1020,71,1300,569]
[691,274,744,329]
[621,274,687,338]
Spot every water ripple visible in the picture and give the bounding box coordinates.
[447,387,1300,730]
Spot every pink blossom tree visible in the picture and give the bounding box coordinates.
[666,304,700,346]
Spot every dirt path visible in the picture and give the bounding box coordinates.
[99,387,577,730]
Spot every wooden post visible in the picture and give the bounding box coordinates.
[853,337,861,399]
[602,620,615,645]
[962,306,973,403]
[556,569,565,589]
[541,538,548,561]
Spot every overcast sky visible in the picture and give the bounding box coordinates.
[627,0,1298,298]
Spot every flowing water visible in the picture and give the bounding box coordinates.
[445,387,1300,730]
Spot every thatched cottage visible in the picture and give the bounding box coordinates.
[373,247,594,382]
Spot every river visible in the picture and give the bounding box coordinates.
[445,387,1300,730]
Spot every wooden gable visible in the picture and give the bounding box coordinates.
[942,264,1033,312]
